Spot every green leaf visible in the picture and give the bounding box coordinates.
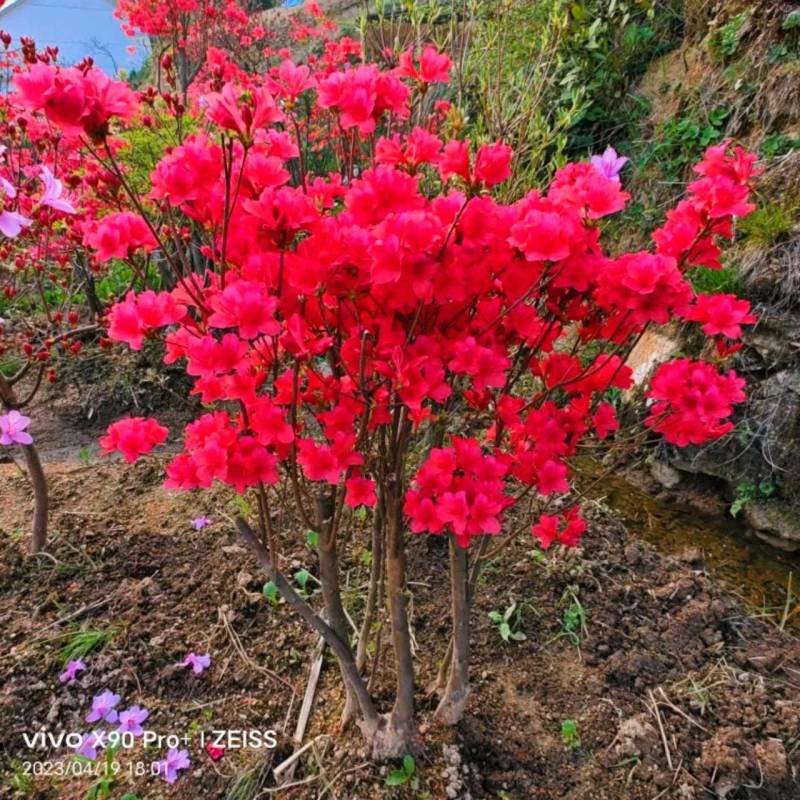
[294,569,312,590]
[402,754,415,775]
[386,770,408,786]
[488,610,503,623]
[783,10,800,29]
[262,581,280,605]
[499,622,511,642]
[306,530,319,548]
[510,630,527,641]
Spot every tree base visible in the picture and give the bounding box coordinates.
[434,683,470,726]
[363,713,418,761]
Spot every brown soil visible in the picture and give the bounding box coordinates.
[1,428,798,800]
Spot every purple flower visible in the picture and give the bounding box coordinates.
[39,166,76,214]
[155,747,190,784]
[590,146,629,182]
[86,690,121,724]
[180,652,211,675]
[0,177,32,238]
[191,516,211,530]
[74,731,104,761]
[59,659,86,684]
[0,410,33,446]
[116,705,149,737]
[0,209,32,238]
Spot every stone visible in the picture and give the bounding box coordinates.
[744,501,800,551]
[649,458,682,489]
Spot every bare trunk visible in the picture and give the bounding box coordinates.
[236,518,380,738]
[0,376,48,555]
[356,500,384,672]
[23,444,48,555]
[435,537,470,724]
[382,493,417,753]
[315,491,358,726]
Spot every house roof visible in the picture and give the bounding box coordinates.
[0,0,115,17]
[0,0,25,15]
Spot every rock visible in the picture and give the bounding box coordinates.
[744,501,800,551]
[649,458,682,489]
[625,329,680,387]
[613,714,658,758]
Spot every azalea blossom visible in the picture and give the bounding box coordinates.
[59,659,86,684]
[0,411,33,446]
[191,516,212,530]
[86,690,121,724]
[155,747,190,784]
[116,705,149,737]
[590,146,629,181]
[74,731,104,761]
[0,178,32,239]
[39,166,76,214]
[180,652,211,675]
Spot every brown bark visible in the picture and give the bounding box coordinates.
[383,492,416,747]
[435,537,470,724]
[22,443,49,555]
[0,375,48,554]
[236,518,380,737]
[315,490,358,726]
[356,499,384,673]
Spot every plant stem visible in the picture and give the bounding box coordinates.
[235,517,379,735]
[356,498,384,673]
[435,536,470,724]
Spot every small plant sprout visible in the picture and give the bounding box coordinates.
[386,754,418,789]
[550,592,588,647]
[293,568,320,597]
[560,719,581,750]
[489,601,527,643]
[84,743,123,799]
[262,581,282,606]
[306,529,319,549]
[61,625,117,663]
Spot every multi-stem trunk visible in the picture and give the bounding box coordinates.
[435,536,470,724]
[315,490,358,726]
[356,498,384,673]
[372,488,418,758]
[236,518,380,739]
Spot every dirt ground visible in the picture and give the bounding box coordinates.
[1,395,799,800]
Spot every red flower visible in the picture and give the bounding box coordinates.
[686,293,756,339]
[345,474,377,508]
[100,417,169,463]
[85,212,157,263]
[645,359,746,446]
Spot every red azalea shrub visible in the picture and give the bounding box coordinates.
[4,3,760,756]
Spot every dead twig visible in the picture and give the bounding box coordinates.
[648,689,674,772]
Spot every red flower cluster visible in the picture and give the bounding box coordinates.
[405,439,512,548]
[100,417,169,463]
[645,359,746,446]
[39,20,753,553]
[531,508,587,549]
[14,63,138,139]
[652,142,760,270]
